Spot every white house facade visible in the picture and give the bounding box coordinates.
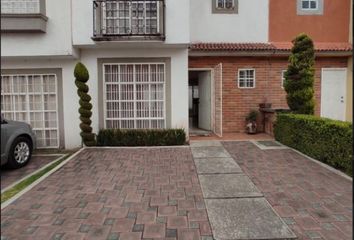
[1,0,352,149]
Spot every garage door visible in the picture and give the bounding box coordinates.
[1,74,59,148]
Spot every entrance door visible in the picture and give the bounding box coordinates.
[198,71,212,130]
[321,68,347,121]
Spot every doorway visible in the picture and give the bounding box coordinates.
[321,68,347,121]
[189,70,212,136]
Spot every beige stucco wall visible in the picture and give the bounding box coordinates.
[346,0,352,122]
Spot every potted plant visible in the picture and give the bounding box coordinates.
[259,96,272,109]
[245,110,258,134]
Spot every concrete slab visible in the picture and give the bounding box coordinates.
[205,198,297,240]
[191,147,231,158]
[190,141,222,147]
[194,158,242,174]
[199,174,263,198]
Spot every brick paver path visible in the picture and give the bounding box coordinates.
[1,148,212,240]
[223,141,353,240]
[1,155,62,190]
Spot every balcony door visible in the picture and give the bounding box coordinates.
[102,1,159,35]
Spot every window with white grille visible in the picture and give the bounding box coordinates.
[281,70,286,89]
[104,63,165,129]
[238,69,255,88]
[1,74,59,148]
[1,0,40,14]
[103,1,159,35]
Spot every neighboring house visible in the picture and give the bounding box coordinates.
[1,0,352,149]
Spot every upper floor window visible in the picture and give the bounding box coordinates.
[301,0,318,10]
[93,0,165,41]
[297,0,323,15]
[217,0,233,9]
[212,0,238,14]
[238,69,255,89]
[1,0,40,14]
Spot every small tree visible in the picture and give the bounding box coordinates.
[284,33,315,114]
[74,62,96,146]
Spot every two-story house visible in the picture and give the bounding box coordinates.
[189,0,352,136]
[1,0,190,149]
[1,0,352,149]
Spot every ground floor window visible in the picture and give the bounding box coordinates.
[104,63,165,129]
[1,74,59,148]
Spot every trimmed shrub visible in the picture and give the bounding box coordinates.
[96,129,186,146]
[74,62,96,146]
[284,33,315,115]
[274,113,352,176]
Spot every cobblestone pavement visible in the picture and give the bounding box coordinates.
[223,141,353,240]
[1,155,62,190]
[1,147,212,240]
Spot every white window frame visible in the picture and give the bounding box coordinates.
[103,63,166,129]
[281,70,286,89]
[102,1,160,35]
[238,69,256,89]
[1,74,60,148]
[301,0,318,10]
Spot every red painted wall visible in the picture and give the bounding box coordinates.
[189,56,348,133]
[269,0,350,42]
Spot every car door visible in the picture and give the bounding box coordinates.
[1,118,10,165]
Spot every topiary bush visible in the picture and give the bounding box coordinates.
[96,129,186,146]
[284,33,315,115]
[274,113,352,176]
[74,62,96,146]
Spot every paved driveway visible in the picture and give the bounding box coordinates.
[2,147,211,240]
[223,141,352,240]
[1,142,352,240]
[1,155,63,191]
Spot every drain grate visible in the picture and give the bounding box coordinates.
[251,140,288,150]
[257,141,282,147]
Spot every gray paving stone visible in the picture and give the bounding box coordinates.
[191,147,231,158]
[194,157,242,174]
[190,141,222,147]
[205,198,296,240]
[199,174,263,198]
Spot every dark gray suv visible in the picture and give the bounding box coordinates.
[1,117,36,169]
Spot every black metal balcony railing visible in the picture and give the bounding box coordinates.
[93,0,165,41]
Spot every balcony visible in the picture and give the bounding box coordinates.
[92,0,165,41]
[1,0,48,33]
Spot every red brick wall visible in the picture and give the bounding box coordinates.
[189,56,348,133]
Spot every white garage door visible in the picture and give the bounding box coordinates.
[321,68,347,121]
[1,74,59,148]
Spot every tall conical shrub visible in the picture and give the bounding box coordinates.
[74,62,96,146]
[284,33,315,114]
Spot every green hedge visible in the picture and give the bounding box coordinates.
[97,129,186,146]
[274,113,352,176]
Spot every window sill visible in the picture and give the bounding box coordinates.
[1,13,48,33]
[92,35,166,42]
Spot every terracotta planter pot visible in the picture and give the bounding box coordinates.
[259,103,272,109]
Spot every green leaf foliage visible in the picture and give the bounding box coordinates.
[74,62,89,83]
[284,33,315,115]
[74,62,96,146]
[96,129,186,146]
[274,113,352,176]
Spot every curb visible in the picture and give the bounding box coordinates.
[1,148,85,210]
[1,154,67,194]
[85,145,190,149]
